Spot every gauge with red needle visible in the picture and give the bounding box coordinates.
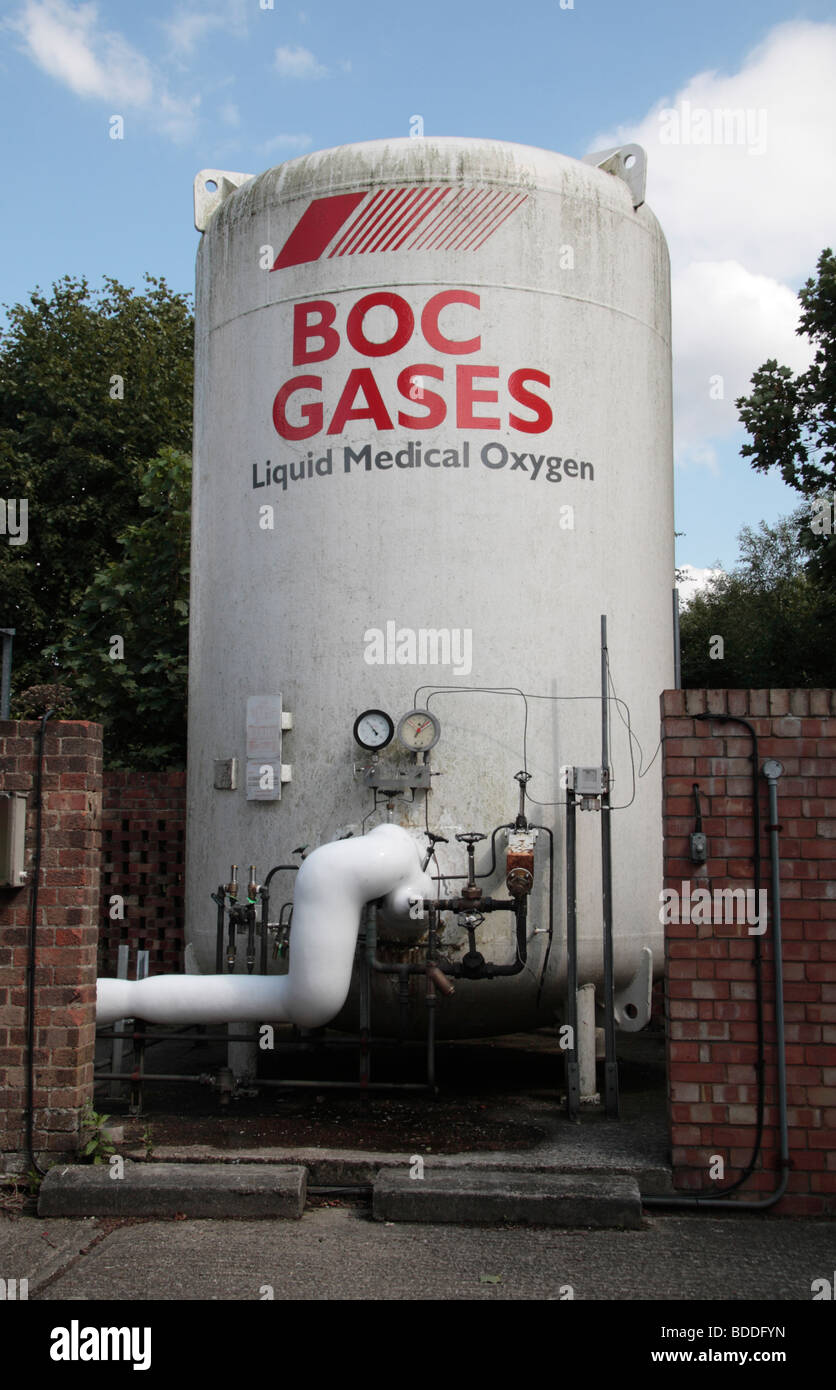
[397,708,441,752]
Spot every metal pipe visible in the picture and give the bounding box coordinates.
[564,787,580,1118]
[428,823,514,883]
[97,824,432,1027]
[530,824,554,1006]
[25,707,53,1174]
[358,917,371,1087]
[672,588,681,689]
[578,982,598,1102]
[601,614,619,1118]
[213,888,225,974]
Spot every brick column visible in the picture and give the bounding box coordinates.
[661,689,836,1215]
[0,720,102,1169]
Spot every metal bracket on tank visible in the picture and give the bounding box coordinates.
[581,144,646,209]
[194,169,254,232]
[612,946,654,1031]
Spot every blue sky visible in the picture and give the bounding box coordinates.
[2,0,834,577]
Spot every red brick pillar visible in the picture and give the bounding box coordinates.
[661,689,836,1215]
[0,720,102,1169]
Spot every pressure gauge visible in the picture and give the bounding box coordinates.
[397,708,441,752]
[353,709,395,751]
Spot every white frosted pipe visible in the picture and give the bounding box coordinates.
[97,824,431,1029]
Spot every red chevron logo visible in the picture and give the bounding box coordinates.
[271,186,528,270]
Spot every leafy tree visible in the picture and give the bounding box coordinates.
[43,450,191,767]
[0,275,193,697]
[736,247,836,581]
[680,510,835,688]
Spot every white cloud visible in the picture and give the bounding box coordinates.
[274,44,326,79]
[9,0,153,106]
[261,132,314,155]
[589,20,836,469]
[162,1,248,57]
[672,260,812,451]
[677,565,725,606]
[219,101,240,127]
[9,0,201,141]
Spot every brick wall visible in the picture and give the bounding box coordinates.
[98,771,186,979]
[661,689,836,1215]
[0,720,102,1166]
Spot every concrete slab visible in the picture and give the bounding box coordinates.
[37,1163,306,1220]
[0,1213,105,1297]
[117,1143,674,1194]
[373,1169,643,1228]
[32,1206,836,1301]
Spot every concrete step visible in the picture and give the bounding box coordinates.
[38,1162,306,1219]
[373,1169,643,1228]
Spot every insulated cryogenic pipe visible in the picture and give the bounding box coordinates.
[96,825,431,1029]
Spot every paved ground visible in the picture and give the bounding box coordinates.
[2,1028,832,1373]
[2,1203,834,1302]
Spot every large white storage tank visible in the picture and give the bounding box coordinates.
[185,136,674,1039]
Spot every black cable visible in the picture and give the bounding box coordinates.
[414,682,645,810]
[674,712,766,1199]
[26,708,53,1176]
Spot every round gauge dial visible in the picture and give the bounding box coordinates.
[397,708,441,752]
[353,708,394,751]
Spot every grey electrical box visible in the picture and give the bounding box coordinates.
[0,793,27,887]
[561,766,608,795]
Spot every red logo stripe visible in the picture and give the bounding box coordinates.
[270,192,366,269]
[271,186,529,269]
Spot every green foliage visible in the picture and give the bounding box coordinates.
[44,449,191,767]
[736,248,836,582]
[680,511,836,688]
[80,1100,116,1165]
[0,274,193,700]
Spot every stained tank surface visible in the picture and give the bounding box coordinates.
[186,136,674,1037]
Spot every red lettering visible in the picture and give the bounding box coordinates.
[508,369,553,433]
[346,292,414,357]
[292,301,339,365]
[421,290,481,354]
[273,375,323,440]
[327,368,394,434]
[456,365,500,429]
[397,365,447,429]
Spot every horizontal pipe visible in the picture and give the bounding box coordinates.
[97,825,431,1030]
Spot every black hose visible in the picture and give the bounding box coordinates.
[646,711,767,1206]
[25,708,53,1175]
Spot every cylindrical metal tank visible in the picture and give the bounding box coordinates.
[187,137,673,1038]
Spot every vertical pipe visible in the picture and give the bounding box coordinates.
[260,887,268,976]
[577,982,598,1102]
[565,788,579,1117]
[109,943,131,1100]
[765,767,790,1185]
[426,904,437,1090]
[672,588,681,689]
[0,629,13,720]
[130,948,150,1116]
[215,888,225,974]
[601,614,620,1118]
[358,908,371,1089]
